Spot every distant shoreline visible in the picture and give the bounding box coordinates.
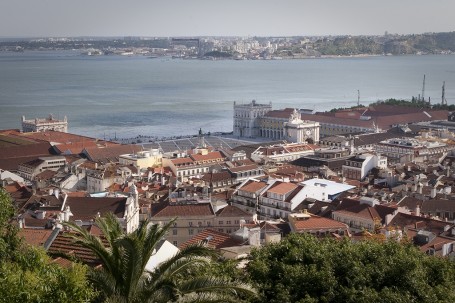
[3,49,453,61]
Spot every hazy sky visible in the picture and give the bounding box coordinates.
[1,0,454,37]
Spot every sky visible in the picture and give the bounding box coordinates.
[1,0,454,37]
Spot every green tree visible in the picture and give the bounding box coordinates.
[0,188,95,302]
[66,213,255,303]
[247,233,455,303]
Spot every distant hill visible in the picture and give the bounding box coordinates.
[312,32,455,56]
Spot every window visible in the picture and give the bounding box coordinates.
[173,241,178,246]
[189,222,193,226]
[219,221,223,225]
[189,229,194,235]
[226,220,231,225]
[173,229,177,235]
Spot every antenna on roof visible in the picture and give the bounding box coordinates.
[442,81,447,105]
[421,74,426,102]
[357,90,360,107]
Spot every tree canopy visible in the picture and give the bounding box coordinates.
[246,233,455,303]
[0,187,95,302]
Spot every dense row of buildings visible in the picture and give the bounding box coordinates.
[3,105,455,268]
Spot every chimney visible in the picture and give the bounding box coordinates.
[63,206,73,222]
[418,184,422,194]
[18,217,24,229]
[415,205,421,217]
[430,187,437,199]
[53,188,60,199]
[385,214,393,225]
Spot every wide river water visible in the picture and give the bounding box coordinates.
[0,51,454,139]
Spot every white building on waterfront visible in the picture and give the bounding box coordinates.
[233,101,320,143]
[21,114,68,133]
[284,109,320,143]
[233,100,272,138]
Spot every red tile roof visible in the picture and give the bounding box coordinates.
[51,257,74,268]
[179,228,244,250]
[0,142,55,171]
[47,232,103,266]
[333,204,381,221]
[18,229,53,247]
[238,180,268,193]
[53,140,100,154]
[20,131,115,146]
[201,171,233,183]
[216,205,251,218]
[291,215,348,231]
[65,197,128,220]
[267,182,298,195]
[263,108,294,119]
[302,107,449,130]
[171,157,194,165]
[34,169,58,181]
[152,203,214,218]
[190,151,225,162]
[83,144,142,163]
[228,164,260,173]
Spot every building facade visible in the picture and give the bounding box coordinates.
[18,156,67,181]
[22,114,68,133]
[233,103,320,143]
[119,149,163,171]
[233,100,272,138]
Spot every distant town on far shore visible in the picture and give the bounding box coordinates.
[1,31,455,60]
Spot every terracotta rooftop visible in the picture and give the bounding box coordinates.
[65,197,128,221]
[0,132,41,148]
[19,131,115,146]
[152,203,214,218]
[190,151,225,162]
[263,108,295,119]
[34,169,58,181]
[387,212,450,235]
[267,182,298,195]
[53,140,100,154]
[18,229,54,247]
[47,232,103,266]
[333,203,381,221]
[179,228,244,250]
[228,164,260,173]
[216,205,251,218]
[171,157,194,165]
[83,144,142,163]
[200,171,233,183]
[291,215,349,231]
[238,180,268,193]
[0,142,55,171]
[414,229,455,254]
[302,108,448,130]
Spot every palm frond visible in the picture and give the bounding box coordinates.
[178,276,256,298]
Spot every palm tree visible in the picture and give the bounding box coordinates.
[65,213,255,303]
